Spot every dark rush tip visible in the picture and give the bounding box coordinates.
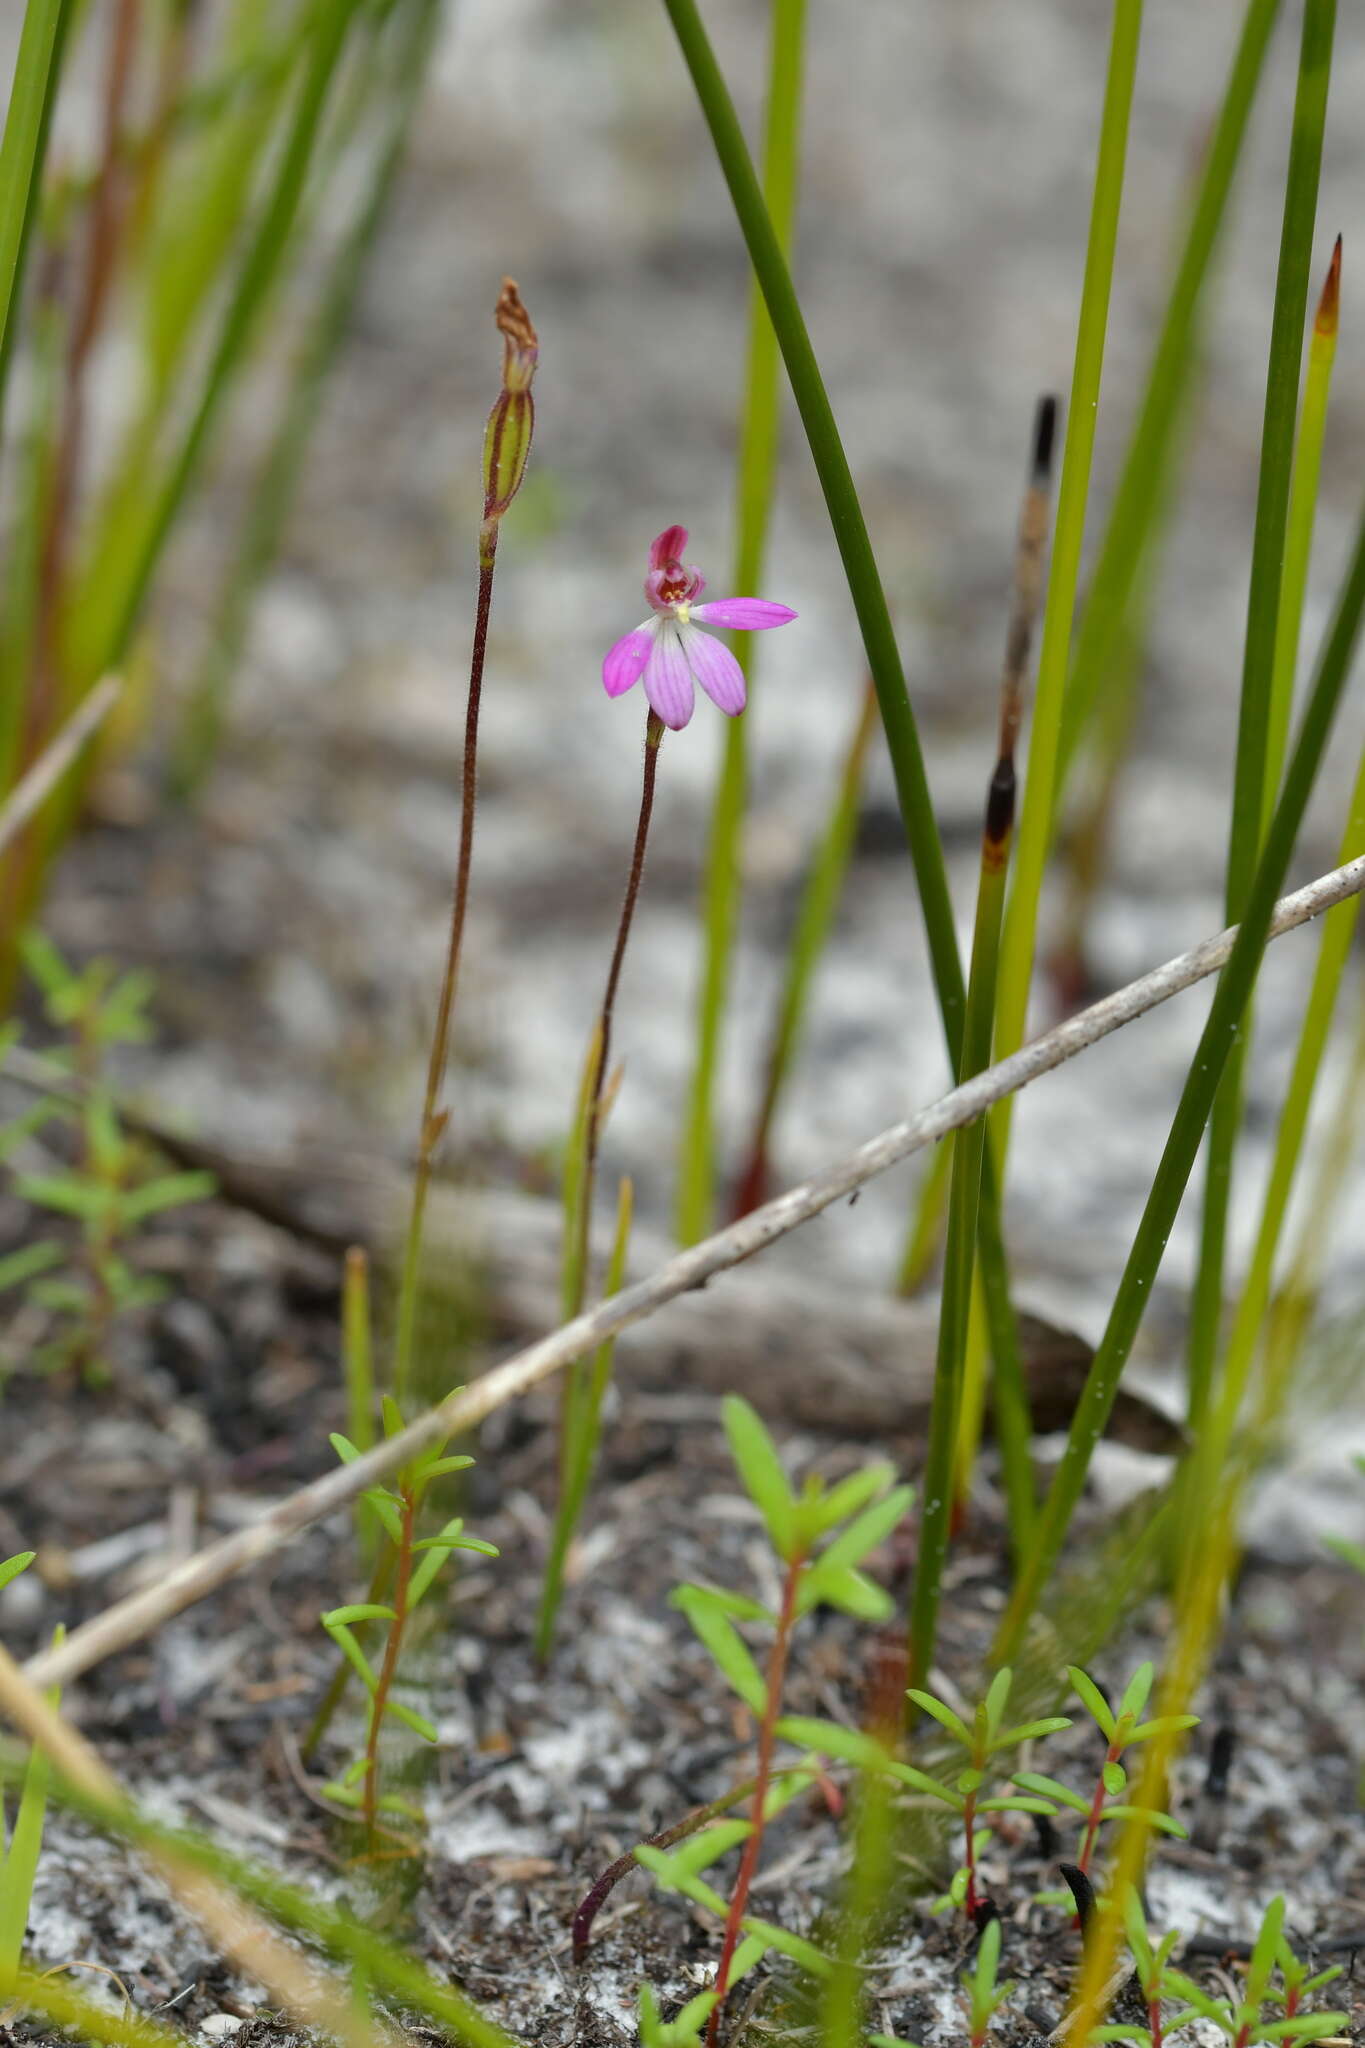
[1033,393,1059,481]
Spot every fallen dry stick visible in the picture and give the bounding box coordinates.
[0,1641,397,2048]
[23,851,1365,1694]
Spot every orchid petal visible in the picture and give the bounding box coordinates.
[649,525,689,570]
[691,598,797,631]
[683,625,746,716]
[642,625,695,729]
[603,623,656,698]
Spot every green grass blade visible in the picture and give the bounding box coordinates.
[67,0,356,692]
[0,1630,61,1993]
[1055,0,1283,795]
[730,680,876,1219]
[1264,236,1340,811]
[996,484,1365,1659]
[1210,739,1365,1452]
[676,0,806,1245]
[1186,0,1335,1433]
[170,0,438,796]
[990,0,1143,1151]
[0,0,74,453]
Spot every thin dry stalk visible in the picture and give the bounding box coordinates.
[21,851,1365,1696]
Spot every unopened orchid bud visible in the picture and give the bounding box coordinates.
[480,277,538,549]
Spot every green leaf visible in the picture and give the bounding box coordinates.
[0,1240,63,1294]
[329,1433,361,1464]
[361,1488,402,1543]
[1097,1807,1187,1838]
[1068,1666,1117,1741]
[1102,1759,1128,1796]
[721,1396,796,1558]
[1127,1714,1200,1742]
[981,1667,1012,1739]
[671,1585,767,1715]
[773,1716,891,1774]
[739,1918,832,1979]
[995,1715,1072,1749]
[813,1483,913,1577]
[634,1844,728,1919]
[1011,1771,1091,1816]
[118,1170,217,1223]
[16,1172,115,1220]
[417,1455,474,1479]
[321,1621,378,1694]
[319,1604,396,1628]
[1116,1661,1155,1724]
[1324,1535,1365,1575]
[798,1563,892,1621]
[906,1688,970,1746]
[810,1462,897,1535]
[1258,2020,1351,2043]
[385,1699,438,1744]
[977,1796,1058,1816]
[666,1821,752,1878]
[0,1550,35,1593]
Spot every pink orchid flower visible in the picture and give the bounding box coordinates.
[602,526,797,729]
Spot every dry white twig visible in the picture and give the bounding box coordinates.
[0,675,122,859]
[22,851,1365,1694]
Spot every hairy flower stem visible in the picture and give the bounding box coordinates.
[538,714,663,1661]
[392,545,497,1401]
[706,1549,805,2044]
[363,1485,416,1851]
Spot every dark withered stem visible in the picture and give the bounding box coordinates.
[986,392,1059,866]
[1060,1860,1097,1937]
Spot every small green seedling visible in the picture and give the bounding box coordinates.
[965,1917,1014,2048]
[1161,1898,1349,2048]
[895,1668,1069,1915]
[1088,1888,1193,2048]
[1015,1663,1197,1878]
[0,936,214,1381]
[319,1398,496,1853]
[635,1398,914,2044]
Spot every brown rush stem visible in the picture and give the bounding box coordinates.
[363,1484,416,1850]
[392,280,536,1401]
[706,1548,805,2046]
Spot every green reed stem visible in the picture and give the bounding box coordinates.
[1209,740,1365,1458]
[170,0,438,796]
[1185,0,1335,1435]
[731,679,876,1219]
[996,484,1365,1663]
[896,1136,951,1296]
[662,0,1037,1590]
[990,0,1143,1155]
[0,0,73,453]
[677,0,806,1246]
[1054,0,1283,797]
[1263,236,1340,812]
[909,398,1055,1683]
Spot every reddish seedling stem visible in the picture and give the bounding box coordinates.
[363,1484,416,1849]
[1077,1739,1121,1873]
[705,1550,805,2044]
[962,1788,981,1915]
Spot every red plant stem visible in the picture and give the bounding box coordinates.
[1077,1742,1120,1873]
[1149,1996,1164,2048]
[393,545,498,1397]
[962,1789,980,1915]
[363,1485,416,1848]
[706,1549,805,2046]
[571,711,663,1306]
